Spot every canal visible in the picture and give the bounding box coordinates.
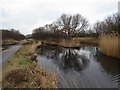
[37,45,120,88]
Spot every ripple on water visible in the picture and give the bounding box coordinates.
[37,45,120,88]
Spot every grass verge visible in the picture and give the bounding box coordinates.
[2,43,56,88]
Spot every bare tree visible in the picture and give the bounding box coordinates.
[32,13,89,40]
[56,14,89,39]
[93,13,119,35]
[45,23,59,33]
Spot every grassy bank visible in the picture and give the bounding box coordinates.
[1,39,18,46]
[59,39,80,48]
[73,37,99,45]
[43,37,98,48]
[2,43,56,88]
[99,35,120,59]
[43,39,80,48]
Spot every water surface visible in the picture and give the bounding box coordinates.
[37,45,120,88]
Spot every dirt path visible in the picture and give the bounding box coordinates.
[0,44,21,89]
[0,44,22,66]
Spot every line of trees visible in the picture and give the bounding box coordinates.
[32,13,119,40]
[32,14,89,40]
[0,29,25,40]
[93,13,120,35]
[32,26,67,41]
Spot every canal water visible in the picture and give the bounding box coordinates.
[37,45,120,88]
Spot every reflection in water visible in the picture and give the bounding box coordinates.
[38,45,89,72]
[60,49,89,71]
[96,52,120,84]
[37,45,120,88]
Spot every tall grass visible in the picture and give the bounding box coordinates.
[99,35,120,59]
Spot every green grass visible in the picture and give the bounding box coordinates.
[19,58,32,65]
[2,45,34,80]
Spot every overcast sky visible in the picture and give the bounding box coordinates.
[0,0,119,35]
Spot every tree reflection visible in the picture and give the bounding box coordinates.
[60,49,90,71]
[38,45,90,72]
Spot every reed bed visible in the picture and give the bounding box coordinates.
[99,35,120,59]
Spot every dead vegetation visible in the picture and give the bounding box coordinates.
[43,39,80,48]
[3,67,56,88]
[73,37,99,45]
[43,37,98,49]
[1,39,18,46]
[2,42,57,88]
[99,35,120,59]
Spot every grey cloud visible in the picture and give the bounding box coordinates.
[0,0,118,34]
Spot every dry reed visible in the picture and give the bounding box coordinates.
[99,35,120,59]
